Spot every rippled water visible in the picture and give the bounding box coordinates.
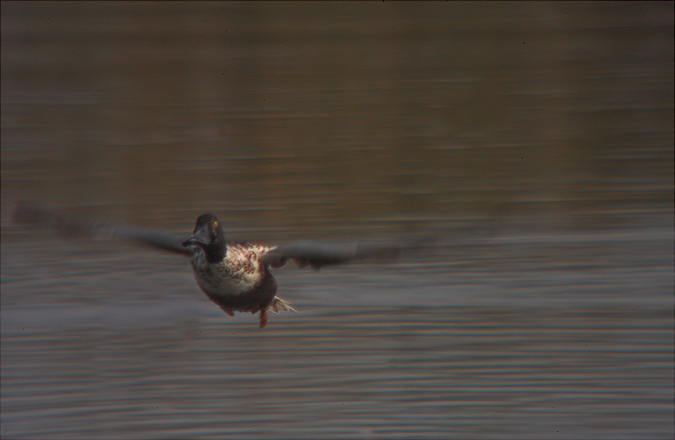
[4,306,673,439]
[2,2,673,439]
[2,229,673,439]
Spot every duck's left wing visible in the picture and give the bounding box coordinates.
[260,240,419,270]
[5,199,191,256]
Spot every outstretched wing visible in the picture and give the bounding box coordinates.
[6,199,433,264]
[5,199,191,256]
[260,240,416,270]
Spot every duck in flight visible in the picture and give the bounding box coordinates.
[8,201,416,328]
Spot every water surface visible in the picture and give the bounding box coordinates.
[1,2,673,439]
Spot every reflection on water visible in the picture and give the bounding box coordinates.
[1,2,673,439]
[2,2,672,233]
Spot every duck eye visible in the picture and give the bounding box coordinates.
[213,221,219,228]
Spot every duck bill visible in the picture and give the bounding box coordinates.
[182,226,209,248]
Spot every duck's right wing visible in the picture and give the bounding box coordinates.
[5,199,192,256]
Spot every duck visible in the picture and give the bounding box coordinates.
[7,200,415,328]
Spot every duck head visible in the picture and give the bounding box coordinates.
[183,213,226,263]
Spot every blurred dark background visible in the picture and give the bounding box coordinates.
[2,2,672,235]
[2,3,673,439]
